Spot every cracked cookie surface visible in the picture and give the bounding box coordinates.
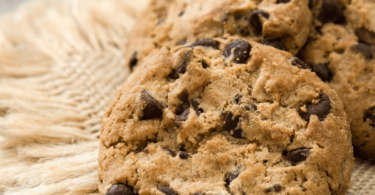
[298,22,375,160]
[99,37,353,195]
[125,0,313,71]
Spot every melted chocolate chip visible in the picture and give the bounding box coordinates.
[107,184,137,195]
[291,57,310,70]
[259,38,287,51]
[169,50,192,79]
[299,93,331,122]
[129,52,138,71]
[162,147,176,157]
[201,60,208,69]
[191,100,203,116]
[266,184,282,193]
[309,62,333,82]
[140,91,164,120]
[225,173,240,186]
[317,0,344,24]
[355,28,375,45]
[276,0,291,3]
[224,111,243,138]
[178,11,184,17]
[223,39,251,64]
[178,39,187,46]
[287,148,310,163]
[179,151,190,159]
[158,186,178,195]
[352,43,374,59]
[190,38,218,49]
[364,107,375,127]
[248,10,269,36]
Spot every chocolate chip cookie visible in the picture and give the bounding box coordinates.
[125,0,313,71]
[99,37,353,195]
[346,0,375,46]
[298,23,375,160]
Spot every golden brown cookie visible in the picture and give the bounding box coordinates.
[125,0,313,71]
[299,22,375,161]
[99,37,353,195]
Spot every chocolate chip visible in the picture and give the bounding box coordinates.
[245,104,257,111]
[266,184,282,193]
[259,38,287,51]
[174,121,182,128]
[140,91,164,120]
[364,107,375,127]
[176,91,191,117]
[352,43,374,59]
[225,173,240,186]
[169,50,192,79]
[231,129,243,139]
[309,62,333,82]
[178,39,187,46]
[176,109,190,121]
[107,184,137,195]
[179,145,186,151]
[317,0,344,24]
[158,186,178,195]
[355,28,375,45]
[178,11,184,17]
[234,95,242,104]
[223,39,251,64]
[191,100,203,116]
[291,57,310,70]
[201,60,208,69]
[248,10,269,36]
[238,26,250,36]
[129,52,138,71]
[276,0,291,3]
[179,151,190,159]
[287,148,310,163]
[251,104,257,110]
[162,147,176,157]
[299,93,331,122]
[178,90,189,102]
[224,111,243,138]
[190,38,218,49]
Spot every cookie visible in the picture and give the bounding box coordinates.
[99,37,353,195]
[298,23,375,160]
[346,0,375,46]
[125,0,313,71]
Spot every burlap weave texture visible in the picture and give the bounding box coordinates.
[0,0,373,194]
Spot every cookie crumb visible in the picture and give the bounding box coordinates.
[312,99,321,104]
[301,105,307,113]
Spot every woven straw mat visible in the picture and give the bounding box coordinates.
[0,0,373,194]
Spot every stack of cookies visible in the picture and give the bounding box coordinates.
[99,0,375,194]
